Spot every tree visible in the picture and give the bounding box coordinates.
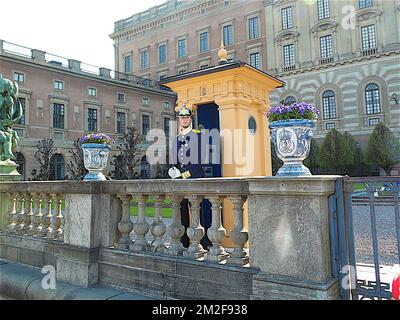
[304,138,319,174]
[317,129,355,175]
[365,123,400,176]
[110,127,143,179]
[31,138,54,181]
[343,132,364,176]
[66,139,88,180]
[271,144,283,176]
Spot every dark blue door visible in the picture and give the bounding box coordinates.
[196,103,222,177]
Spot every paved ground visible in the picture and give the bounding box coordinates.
[352,204,399,266]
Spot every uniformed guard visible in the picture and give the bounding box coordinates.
[169,103,212,249]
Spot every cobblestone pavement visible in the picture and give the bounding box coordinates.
[353,204,399,266]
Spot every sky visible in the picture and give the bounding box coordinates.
[0,0,166,71]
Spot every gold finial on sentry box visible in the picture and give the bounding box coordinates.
[218,39,228,65]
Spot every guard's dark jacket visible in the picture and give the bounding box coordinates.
[170,127,212,249]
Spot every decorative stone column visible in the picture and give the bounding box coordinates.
[247,176,341,300]
[206,196,229,262]
[130,193,150,252]
[6,193,17,233]
[150,195,167,253]
[228,196,248,266]
[115,194,134,249]
[166,195,185,256]
[184,195,207,259]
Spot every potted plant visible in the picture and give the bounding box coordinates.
[267,102,320,176]
[79,132,114,181]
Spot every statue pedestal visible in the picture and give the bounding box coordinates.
[0,161,21,230]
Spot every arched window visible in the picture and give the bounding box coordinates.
[365,83,381,114]
[16,152,26,179]
[284,96,296,105]
[50,154,65,180]
[140,156,150,179]
[322,90,336,119]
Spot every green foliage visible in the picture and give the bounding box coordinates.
[317,129,356,175]
[271,143,283,176]
[365,123,400,176]
[304,138,319,174]
[343,132,365,176]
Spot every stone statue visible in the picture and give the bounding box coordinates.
[0,74,23,165]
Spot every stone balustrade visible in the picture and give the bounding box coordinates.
[0,177,341,299]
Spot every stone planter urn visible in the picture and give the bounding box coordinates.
[82,143,111,181]
[269,119,315,176]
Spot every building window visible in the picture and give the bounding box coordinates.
[199,32,209,53]
[248,16,260,39]
[317,0,330,20]
[178,68,187,75]
[54,80,64,91]
[117,112,126,135]
[142,114,150,136]
[87,108,98,132]
[88,87,97,97]
[163,101,170,110]
[249,52,261,70]
[365,83,381,114]
[326,122,336,130]
[283,44,295,66]
[320,35,333,59]
[368,118,380,126]
[361,25,377,50]
[281,7,293,30]
[159,44,167,64]
[50,154,65,180]
[124,55,132,74]
[359,0,373,9]
[53,103,64,129]
[117,93,125,103]
[18,98,26,125]
[322,90,336,120]
[178,39,186,58]
[140,49,149,69]
[164,117,170,136]
[13,72,25,83]
[140,156,150,178]
[223,25,233,46]
[284,96,296,105]
[142,97,150,107]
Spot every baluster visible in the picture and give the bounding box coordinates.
[16,193,26,234]
[206,196,229,262]
[13,192,24,234]
[184,195,207,259]
[131,194,150,252]
[7,193,17,233]
[54,195,64,241]
[43,194,53,238]
[33,194,43,237]
[47,194,58,240]
[115,194,133,249]
[166,195,185,256]
[150,195,167,253]
[228,196,249,266]
[25,193,35,235]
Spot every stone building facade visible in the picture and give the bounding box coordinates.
[0,40,176,180]
[265,0,400,150]
[111,0,400,175]
[110,0,267,80]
